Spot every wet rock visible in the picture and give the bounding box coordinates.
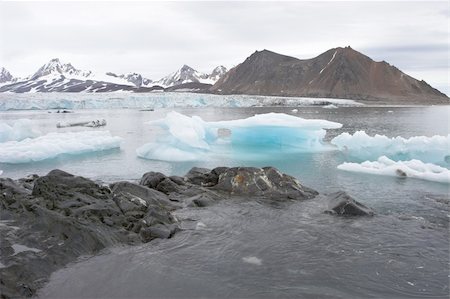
[185,167,227,187]
[139,171,167,189]
[0,170,179,299]
[326,191,374,216]
[214,167,318,200]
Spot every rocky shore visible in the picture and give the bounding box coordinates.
[0,166,373,298]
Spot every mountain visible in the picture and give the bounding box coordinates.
[0,67,14,84]
[0,59,155,93]
[211,47,448,104]
[153,65,228,88]
[105,72,153,88]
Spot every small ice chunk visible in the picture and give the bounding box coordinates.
[331,131,450,164]
[12,244,42,255]
[337,156,450,184]
[0,119,41,142]
[196,222,207,229]
[242,256,262,266]
[291,109,298,113]
[323,104,338,109]
[0,130,122,163]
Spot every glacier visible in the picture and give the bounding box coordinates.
[0,119,41,142]
[0,92,361,111]
[136,111,342,161]
[0,131,122,164]
[331,131,450,164]
[338,156,450,184]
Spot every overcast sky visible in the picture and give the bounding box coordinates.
[0,1,448,94]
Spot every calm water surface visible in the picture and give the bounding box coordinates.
[0,105,448,298]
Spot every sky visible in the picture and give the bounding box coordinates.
[0,1,448,94]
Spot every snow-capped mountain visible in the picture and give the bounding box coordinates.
[153,65,228,88]
[0,59,157,93]
[0,67,14,84]
[105,72,153,88]
[0,59,227,93]
[208,66,228,83]
[30,58,92,80]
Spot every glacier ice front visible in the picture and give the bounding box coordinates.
[338,156,450,184]
[0,119,41,142]
[136,111,342,161]
[331,131,450,164]
[0,131,122,163]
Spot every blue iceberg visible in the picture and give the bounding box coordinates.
[136,111,342,161]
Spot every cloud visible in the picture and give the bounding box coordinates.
[0,1,448,93]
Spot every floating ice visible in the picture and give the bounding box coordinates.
[242,256,262,266]
[0,119,41,142]
[0,131,122,163]
[331,131,450,164]
[338,156,450,184]
[323,104,338,109]
[137,112,342,161]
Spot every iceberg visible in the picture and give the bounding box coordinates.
[337,156,450,184]
[137,111,342,161]
[0,131,122,163]
[331,131,450,164]
[0,119,41,142]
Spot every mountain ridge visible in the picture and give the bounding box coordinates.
[0,60,226,93]
[211,47,448,104]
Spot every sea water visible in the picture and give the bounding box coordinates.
[0,101,448,298]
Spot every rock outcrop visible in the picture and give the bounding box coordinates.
[0,170,178,298]
[325,191,374,216]
[1,167,368,298]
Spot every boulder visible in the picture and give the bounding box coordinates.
[214,167,318,200]
[326,191,374,216]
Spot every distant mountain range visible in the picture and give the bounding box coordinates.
[211,47,448,104]
[0,59,227,93]
[0,47,448,104]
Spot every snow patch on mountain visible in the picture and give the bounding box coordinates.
[153,65,227,88]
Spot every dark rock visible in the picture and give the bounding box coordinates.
[214,167,318,200]
[326,191,374,216]
[155,177,184,195]
[0,170,179,299]
[185,167,216,186]
[139,171,167,189]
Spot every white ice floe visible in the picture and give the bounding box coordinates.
[0,131,122,163]
[136,111,342,161]
[323,104,338,109]
[242,256,263,266]
[337,156,450,184]
[331,131,450,164]
[0,119,41,142]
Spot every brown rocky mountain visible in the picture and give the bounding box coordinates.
[211,47,448,104]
